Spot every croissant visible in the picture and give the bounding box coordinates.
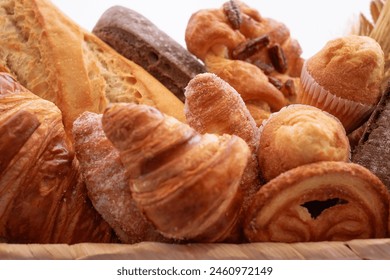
[72,111,168,244]
[244,161,390,242]
[102,103,250,242]
[0,73,115,244]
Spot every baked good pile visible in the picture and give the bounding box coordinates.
[0,0,389,244]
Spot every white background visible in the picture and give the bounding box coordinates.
[50,0,372,58]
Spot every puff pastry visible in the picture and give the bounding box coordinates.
[244,161,389,242]
[102,103,250,242]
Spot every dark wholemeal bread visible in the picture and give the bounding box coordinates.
[352,86,390,191]
[93,6,206,102]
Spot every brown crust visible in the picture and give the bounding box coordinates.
[244,161,389,242]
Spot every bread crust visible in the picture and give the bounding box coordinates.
[0,0,185,135]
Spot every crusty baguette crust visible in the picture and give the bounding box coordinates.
[0,0,185,134]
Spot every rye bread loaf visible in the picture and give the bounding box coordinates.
[352,87,390,191]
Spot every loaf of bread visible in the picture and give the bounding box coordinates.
[0,0,185,135]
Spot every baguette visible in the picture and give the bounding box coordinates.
[0,0,185,135]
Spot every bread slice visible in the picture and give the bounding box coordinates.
[93,6,206,102]
[0,0,185,134]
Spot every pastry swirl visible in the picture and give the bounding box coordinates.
[244,161,389,242]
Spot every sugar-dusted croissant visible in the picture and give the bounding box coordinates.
[244,161,390,242]
[72,112,168,244]
[102,103,250,242]
[0,73,116,244]
[0,0,184,135]
[184,73,261,210]
[185,0,304,116]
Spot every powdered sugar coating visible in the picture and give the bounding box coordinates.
[72,111,165,243]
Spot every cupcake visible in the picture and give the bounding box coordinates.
[298,35,385,133]
[258,104,350,182]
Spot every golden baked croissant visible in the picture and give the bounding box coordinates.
[0,73,116,244]
[185,0,304,118]
[244,161,390,242]
[72,112,168,244]
[0,0,184,136]
[102,103,250,242]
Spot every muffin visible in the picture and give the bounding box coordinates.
[258,104,350,182]
[298,35,385,133]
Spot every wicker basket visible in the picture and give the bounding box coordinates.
[0,239,389,260]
